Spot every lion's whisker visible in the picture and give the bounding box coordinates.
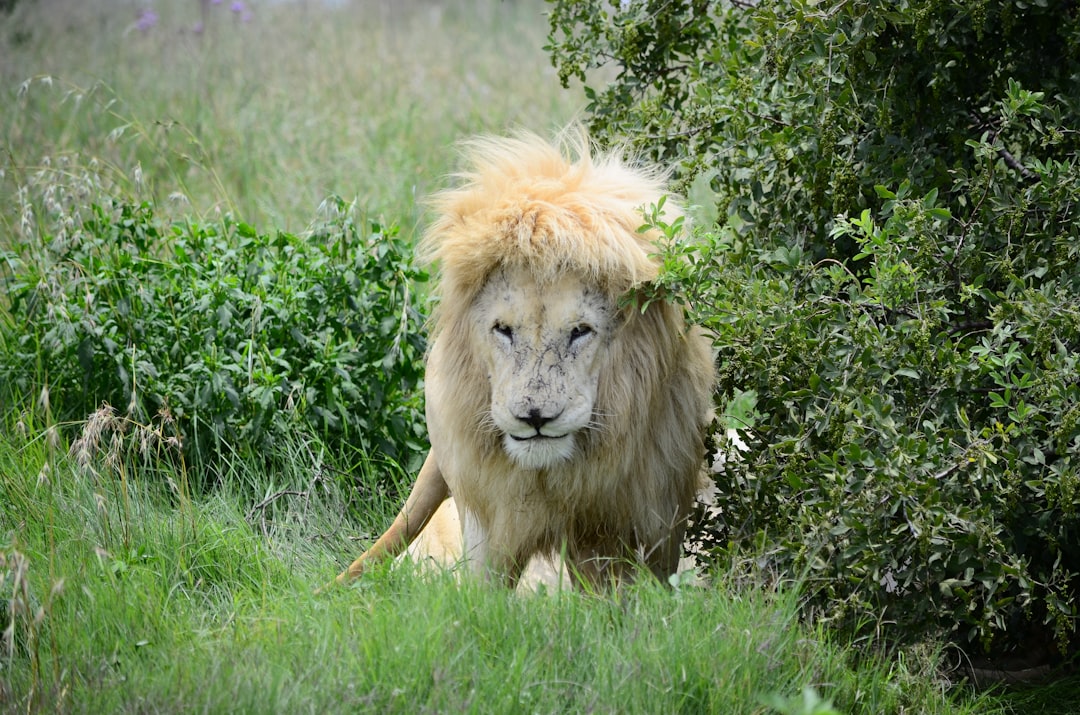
[583,418,611,438]
[472,410,501,438]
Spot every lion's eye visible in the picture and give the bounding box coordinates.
[493,323,514,341]
[569,324,594,345]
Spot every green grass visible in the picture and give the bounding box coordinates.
[1,0,583,234]
[996,677,1080,715]
[0,424,997,714]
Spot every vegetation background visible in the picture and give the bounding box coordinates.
[0,0,1072,712]
[547,0,1080,680]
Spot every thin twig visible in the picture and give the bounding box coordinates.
[246,490,307,521]
[996,146,1038,182]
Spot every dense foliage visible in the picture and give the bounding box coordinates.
[548,0,1080,656]
[0,189,428,474]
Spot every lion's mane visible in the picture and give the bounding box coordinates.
[419,128,716,580]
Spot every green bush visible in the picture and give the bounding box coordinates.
[548,0,1080,256]
[0,194,428,475]
[550,1,1080,655]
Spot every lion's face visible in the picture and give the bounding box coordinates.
[471,264,614,470]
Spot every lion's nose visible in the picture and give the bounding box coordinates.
[520,408,557,432]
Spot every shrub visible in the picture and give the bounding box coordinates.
[548,0,1080,256]
[0,190,428,476]
[550,1,1080,655]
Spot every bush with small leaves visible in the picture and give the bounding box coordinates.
[553,1,1080,658]
[0,194,428,479]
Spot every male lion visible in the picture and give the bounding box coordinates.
[334,128,715,589]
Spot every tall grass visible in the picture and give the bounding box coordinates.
[0,422,998,714]
[1,0,582,233]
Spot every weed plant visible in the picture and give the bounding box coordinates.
[1,185,428,475]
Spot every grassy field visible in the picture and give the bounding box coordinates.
[0,1,1018,712]
[1,0,582,234]
[0,423,996,714]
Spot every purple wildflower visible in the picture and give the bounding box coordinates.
[230,1,244,13]
[136,8,158,33]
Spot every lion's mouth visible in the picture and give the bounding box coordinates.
[509,433,567,442]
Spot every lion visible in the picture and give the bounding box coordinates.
[333,128,715,589]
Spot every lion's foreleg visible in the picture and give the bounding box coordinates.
[460,506,523,588]
[333,451,449,585]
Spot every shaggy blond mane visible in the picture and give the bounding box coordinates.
[421,128,671,318]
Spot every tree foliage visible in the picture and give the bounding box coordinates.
[549,0,1080,656]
